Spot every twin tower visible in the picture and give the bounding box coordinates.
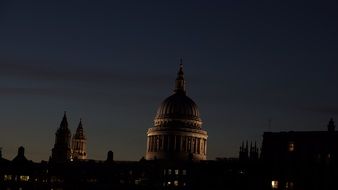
[51,113,87,162]
[51,64,208,162]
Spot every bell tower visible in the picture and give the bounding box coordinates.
[72,119,87,160]
[51,112,72,162]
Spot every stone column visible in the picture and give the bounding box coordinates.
[156,136,159,152]
[204,139,207,155]
[188,137,191,152]
[159,135,163,151]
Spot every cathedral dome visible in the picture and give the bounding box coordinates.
[155,93,201,121]
[146,63,208,161]
[153,64,202,129]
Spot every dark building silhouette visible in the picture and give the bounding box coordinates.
[12,146,28,163]
[239,141,249,160]
[250,142,259,160]
[239,141,259,161]
[261,118,338,163]
[261,118,338,190]
[51,112,72,163]
[106,150,114,163]
[1,65,338,190]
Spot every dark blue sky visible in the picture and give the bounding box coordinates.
[0,0,337,161]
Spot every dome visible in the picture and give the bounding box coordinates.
[155,93,201,121]
[153,64,202,129]
[146,63,208,161]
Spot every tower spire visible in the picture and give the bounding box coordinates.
[75,119,85,138]
[79,118,83,128]
[60,111,68,130]
[174,60,186,94]
[72,119,87,160]
[51,112,72,162]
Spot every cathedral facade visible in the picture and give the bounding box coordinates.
[51,113,87,162]
[146,64,208,160]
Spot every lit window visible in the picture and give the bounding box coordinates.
[51,176,61,183]
[168,169,172,175]
[4,174,12,181]
[175,169,179,175]
[20,175,29,181]
[288,142,295,152]
[271,180,279,189]
[182,170,187,175]
[174,180,179,186]
[87,178,97,183]
[167,181,171,185]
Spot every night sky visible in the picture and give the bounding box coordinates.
[0,0,337,162]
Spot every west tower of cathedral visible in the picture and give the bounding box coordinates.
[71,119,87,160]
[51,112,72,162]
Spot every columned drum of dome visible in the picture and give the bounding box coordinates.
[146,64,208,161]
